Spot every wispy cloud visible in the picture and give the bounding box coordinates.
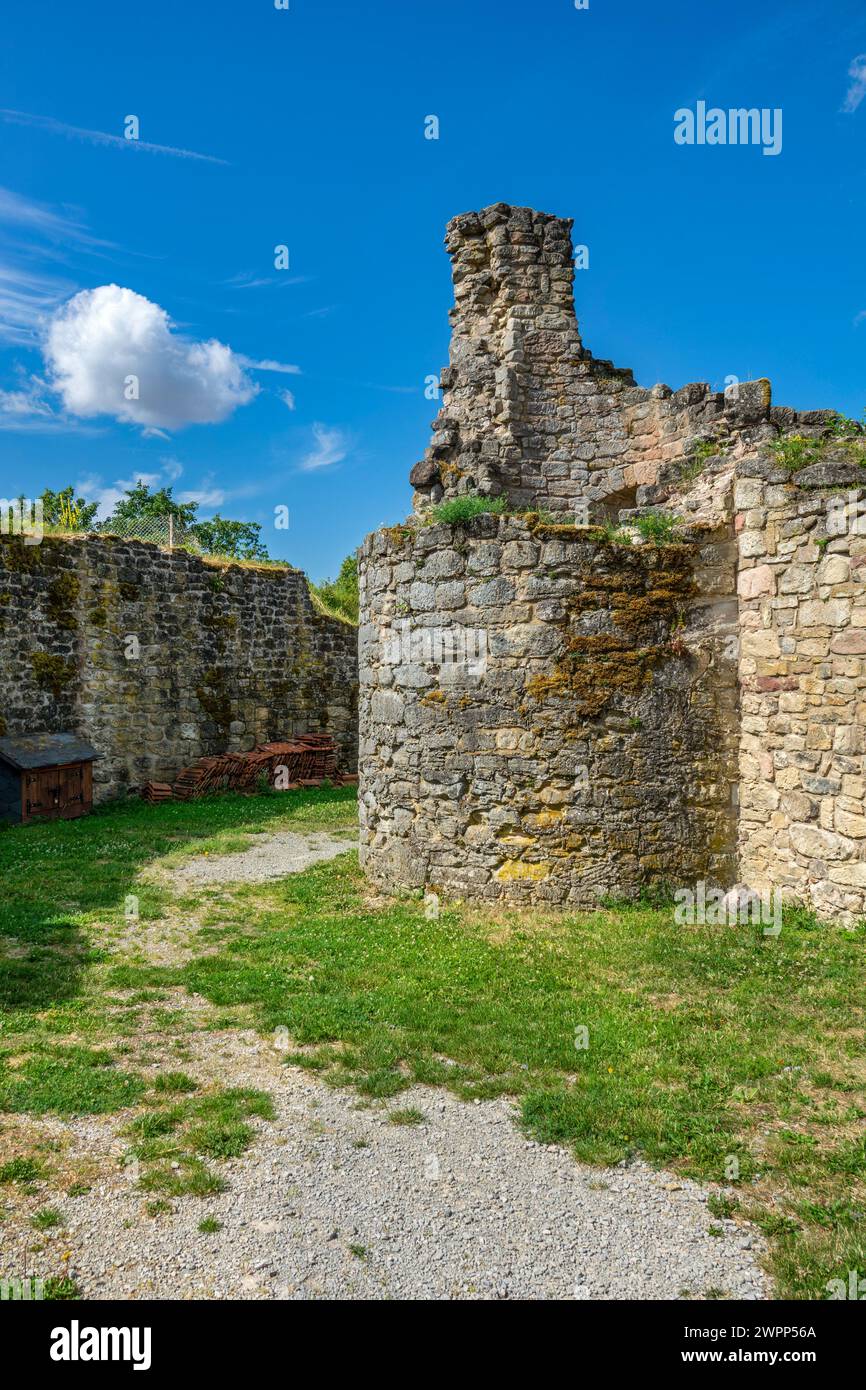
[178,482,225,507]
[0,368,102,433]
[0,263,75,345]
[299,423,350,472]
[224,272,310,290]
[0,186,115,346]
[842,54,866,113]
[0,379,52,417]
[237,355,301,375]
[280,388,296,411]
[160,456,184,481]
[0,185,112,247]
[0,373,65,430]
[0,109,229,165]
[854,310,866,328]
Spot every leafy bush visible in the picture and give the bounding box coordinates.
[825,410,865,440]
[772,435,826,472]
[633,511,681,544]
[432,496,508,525]
[772,425,866,472]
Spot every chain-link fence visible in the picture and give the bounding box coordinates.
[94,515,202,552]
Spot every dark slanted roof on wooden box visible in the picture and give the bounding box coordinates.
[0,733,100,771]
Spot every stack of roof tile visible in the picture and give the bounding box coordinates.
[141,733,346,803]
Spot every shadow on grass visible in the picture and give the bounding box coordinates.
[0,784,358,1020]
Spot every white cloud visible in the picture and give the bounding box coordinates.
[0,109,228,164]
[280,388,296,410]
[160,456,184,481]
[177,483,225,507]
[299,423,349,472]
[45,285,259,430]
[842,54,866,113]
[0,381,52,416]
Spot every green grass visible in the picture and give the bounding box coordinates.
[31,1206,63,1230]
[161,855,863,1299]
[123,1085,274,1195]
[633,510,682,544]
[198,1216,222,1234]
[153,1071,199,1094]
[0,1046,144,1114]
[0,1157,41,1184]
[431,495,508,525]
[771,431,866,472]
[0,786,862,1298]
[683,437,729,479]
[42,1276,80,1300]
[388,1107,426,1126]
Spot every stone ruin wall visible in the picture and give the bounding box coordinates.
[361,202,866,921]
[359,514,739,904]
[0,533,358,802]
[736,460,866,921]
[409,203,831,523]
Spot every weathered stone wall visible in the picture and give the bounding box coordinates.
[410,203,827,522]
[359,515,739,904]
[736,459,866,921]
[0,533,358,801]
[362,200,864,920]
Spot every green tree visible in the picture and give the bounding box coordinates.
[191,514,270,561]
[38,486,99,530]
[313,553,358,622]
[105,481,198,531]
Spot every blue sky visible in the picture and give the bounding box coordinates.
[0,0,864,581]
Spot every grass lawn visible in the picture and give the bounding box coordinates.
[0,784,864,1299]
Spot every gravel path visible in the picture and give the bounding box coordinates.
[14,1029,768,1301]
[4,833,771,1300]
[169,830,355,884]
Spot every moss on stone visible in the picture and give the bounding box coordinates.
[30,652,75,698]
[382,525,413,548]
[493,859,550,882]
[195,668,232,733]
[202,612,238,635]
[46,573,80,628]
[0,538,42,573]
[526,541,697,719]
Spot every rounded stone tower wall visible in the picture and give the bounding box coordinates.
[358,514,739,905]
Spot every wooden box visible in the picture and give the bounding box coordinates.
[0,733,99,825]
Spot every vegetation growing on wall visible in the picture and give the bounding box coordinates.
[30,653,75,699]
[432,496,508,525]
[526,541,696,719]
[309,553,359,624]
[45,573,80,629]
[771,411,866,472]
